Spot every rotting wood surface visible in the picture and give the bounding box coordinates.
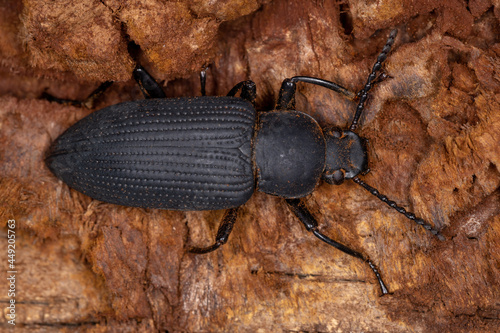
[1,0,499,332]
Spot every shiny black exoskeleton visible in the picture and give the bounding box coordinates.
[46,29,444,295]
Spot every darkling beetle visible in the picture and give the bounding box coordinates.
[45,29,444,295]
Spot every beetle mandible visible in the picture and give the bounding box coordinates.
[46,29,444,295]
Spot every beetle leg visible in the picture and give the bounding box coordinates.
[133,65,166,99]
[227,80,257,105]
[42,81,113,109]
[189,207,239,254]
[291,76,357,100]
[352,177,445,240]
[285,198,389,295]
[200,68,207,96]
[276,78,296,110]
[276,76,357,111]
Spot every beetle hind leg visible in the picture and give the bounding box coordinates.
[188,207,239,254]
[286,198,389,295]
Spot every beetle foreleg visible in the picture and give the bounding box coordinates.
[353,176,445,240]
[292,76,357,100]
[133,65,167,99]
[189,207,239,254]
[285,198,389,295]
[276,78,296,110]
[277,76,358,111]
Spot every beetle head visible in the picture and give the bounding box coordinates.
[322,128,368,185]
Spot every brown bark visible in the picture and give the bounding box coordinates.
[1,0,499,331]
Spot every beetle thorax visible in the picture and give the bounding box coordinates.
[322,128,368,185]
[254,110,326,198]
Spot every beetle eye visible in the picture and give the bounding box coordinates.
[323,169,345,185]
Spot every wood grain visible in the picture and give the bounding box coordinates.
[1,0,499,331]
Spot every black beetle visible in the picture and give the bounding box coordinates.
[45,29,444,295]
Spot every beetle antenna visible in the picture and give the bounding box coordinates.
[352,177,445,240]
[349,29,398,131]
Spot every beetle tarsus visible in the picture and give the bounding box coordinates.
[189,242,222,254]
[312,229,388,295]
[366,260,389,295]
[188,208,239,254]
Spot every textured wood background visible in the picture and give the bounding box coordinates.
[1,0,499,332]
